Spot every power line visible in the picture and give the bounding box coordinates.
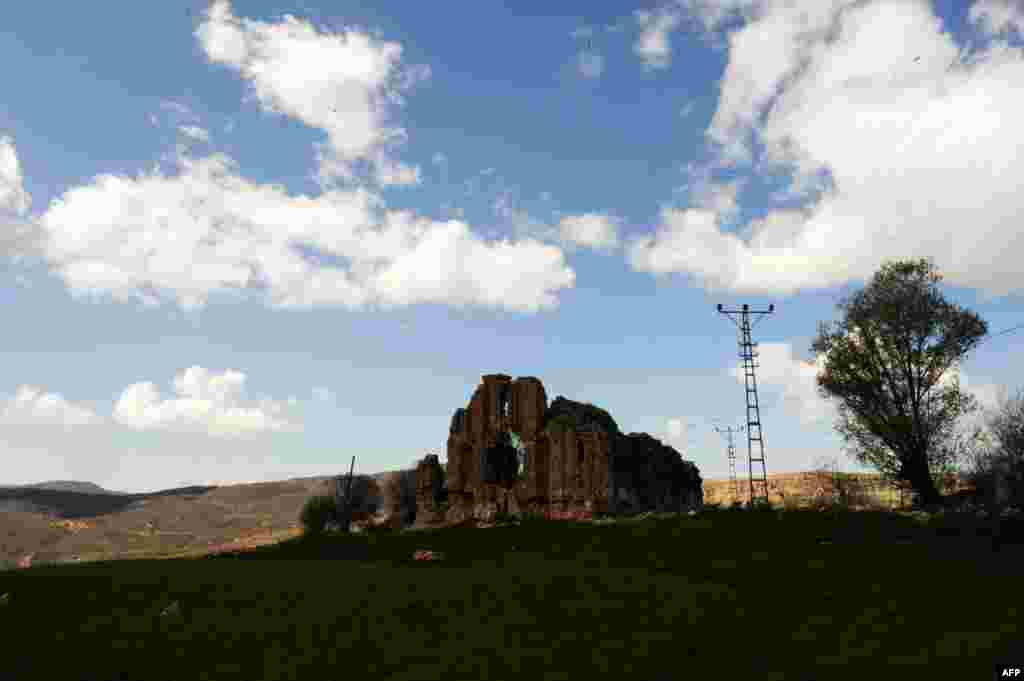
[976,322,1024,349]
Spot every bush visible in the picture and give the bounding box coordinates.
[493,511,518,525]
[299,494,339,536]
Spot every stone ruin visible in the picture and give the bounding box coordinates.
[413,373,703,526]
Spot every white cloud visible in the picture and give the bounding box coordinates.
[0,136,46,261]
[725,335,1015,447]
[628,0,1024,299]
[492,193,562,245]
[729,342,837,427]
[113,366,302,437]
[558,213,620,251]
[0,136,31,216]
[578,50,605,79]
[634,7,684,69]
[664,416,693,455]
[37,137,574,312]
[178,125,211,143]
[196,0,421,189]
[0,369,335,493]
[673,0,767,33]
[0,386,103,427]
[373,157,421,186]
[969,0,1024,36]
[682,164,746,218]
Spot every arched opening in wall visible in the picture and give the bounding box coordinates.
[510,431,527,480]
[498,383,511,422]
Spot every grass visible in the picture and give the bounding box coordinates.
[1,506,1021,681]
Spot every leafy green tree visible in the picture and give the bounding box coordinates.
[811,257,988,508]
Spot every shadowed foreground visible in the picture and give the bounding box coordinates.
[1,507,1021,681]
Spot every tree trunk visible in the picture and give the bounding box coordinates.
[903,454,943,508]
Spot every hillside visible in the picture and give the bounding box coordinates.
[2,481,130,495]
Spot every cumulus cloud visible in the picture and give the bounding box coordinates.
[682,163,746,218]
[628,0,1024,300]
[374,157,421,187]
[37,140,574,312]
[729,342,837,427]
[0,137,31,216]
[634,7,684,69]
[0,368,331,492]
[558,213,620,251]
[728,334,1013,446]
[0,136,46,261]
[0,386,103,427]
[969,0,1024,36]
[195,0,421,189]
[113,366,302,437]
[664,416,695,456]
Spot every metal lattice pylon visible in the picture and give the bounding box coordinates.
[713,424,745,503]
[717,303,774,508]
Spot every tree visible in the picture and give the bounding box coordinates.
[961,386,1024,508]
[810,257,988,508]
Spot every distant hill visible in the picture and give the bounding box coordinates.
[3,481,131,495]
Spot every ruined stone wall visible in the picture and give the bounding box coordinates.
[511,376,547,439]
[423,373,700,526]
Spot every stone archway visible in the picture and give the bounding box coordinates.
[510,431,528,480]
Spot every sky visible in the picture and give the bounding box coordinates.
[0,0,1022,495]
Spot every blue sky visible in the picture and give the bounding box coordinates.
[1,0,1022,494]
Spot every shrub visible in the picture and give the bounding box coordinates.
[518,510,549,528]
[299,494,338,536]
[493,511,518,525]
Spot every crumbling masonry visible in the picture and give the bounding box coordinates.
[415,373,703,525]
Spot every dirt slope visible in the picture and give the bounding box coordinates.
[0,474,366,565]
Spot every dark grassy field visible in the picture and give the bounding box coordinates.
[1,507,1021,681]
